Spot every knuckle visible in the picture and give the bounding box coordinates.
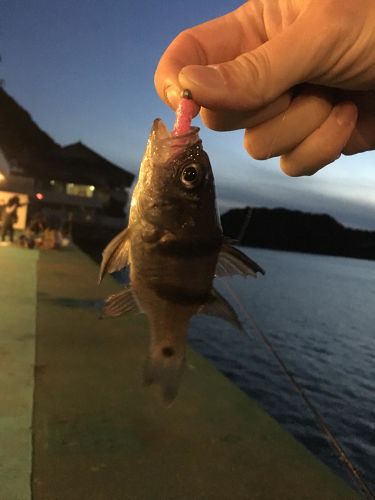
[153,71,165,100]
[280,153,320,177]
[319,141,342,166]
[175,29,208,65]
[319,0,357,22]
[280,157,301,177]
[237,49,272,108]
[218,50,271,110]
[244,131,269,160]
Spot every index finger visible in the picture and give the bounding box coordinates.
[154,3,263,110]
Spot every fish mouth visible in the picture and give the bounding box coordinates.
[149,118,200,161]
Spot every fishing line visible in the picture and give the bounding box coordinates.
[233,93,374,496]
[181,89,372,495]
[220,278,375,500]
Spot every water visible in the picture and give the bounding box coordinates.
[188,248,375,494]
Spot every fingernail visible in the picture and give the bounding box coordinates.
[180,65,226,89]
[334,102,357,127]
[165,86,180,109]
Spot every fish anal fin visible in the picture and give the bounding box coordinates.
[100,285,139,319]
[98,227,130,283]
[198,288,242,332]
[216,243,265,278]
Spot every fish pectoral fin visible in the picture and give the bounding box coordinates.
[100,286,139,318]
[215,243,265,278]
[98,227,130,283]
[198,288,242,331]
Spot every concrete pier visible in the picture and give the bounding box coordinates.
[0,245,359,499]
[0,246,38,500]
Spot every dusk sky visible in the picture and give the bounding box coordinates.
[2,0,374,229]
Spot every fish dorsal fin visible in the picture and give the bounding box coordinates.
[98,227,130,283]
[198,288,242,331]
[100,285,140,318]
[216,243,265,278]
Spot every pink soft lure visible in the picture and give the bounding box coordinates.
[172,89,195,136]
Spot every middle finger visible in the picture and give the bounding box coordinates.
[245,87,334,159]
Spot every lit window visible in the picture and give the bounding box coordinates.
[66,183,95,198]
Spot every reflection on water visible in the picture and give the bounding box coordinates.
[188,248,375,493]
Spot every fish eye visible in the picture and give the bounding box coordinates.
[180,163,202,189]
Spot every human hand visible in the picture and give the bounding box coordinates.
[155,0,375,176]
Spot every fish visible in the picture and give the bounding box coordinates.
[98,119,264,404]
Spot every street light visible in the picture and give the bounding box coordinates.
[0,172,5,182]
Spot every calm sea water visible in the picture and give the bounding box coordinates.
[188,248,375,494]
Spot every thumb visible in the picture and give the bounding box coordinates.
[179,18,325,111]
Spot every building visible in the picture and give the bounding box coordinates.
[0,147,11,179]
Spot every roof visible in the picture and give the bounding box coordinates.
[0,88,59,177]
[60,142,134,187]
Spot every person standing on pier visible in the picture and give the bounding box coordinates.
[1,196,23,243]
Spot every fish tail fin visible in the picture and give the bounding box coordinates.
[143,340,186,406]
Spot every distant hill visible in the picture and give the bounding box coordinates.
[0,87,134,187]
[0,88,60,177]
[221,207,375,261]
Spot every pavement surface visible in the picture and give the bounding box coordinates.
[0,245,360,500]
[0,246,38,500]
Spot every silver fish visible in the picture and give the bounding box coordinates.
[99,119,264,404]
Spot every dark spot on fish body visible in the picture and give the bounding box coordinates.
[156,236,222,259]
[162,346,175,357]
[149,282,210,305]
